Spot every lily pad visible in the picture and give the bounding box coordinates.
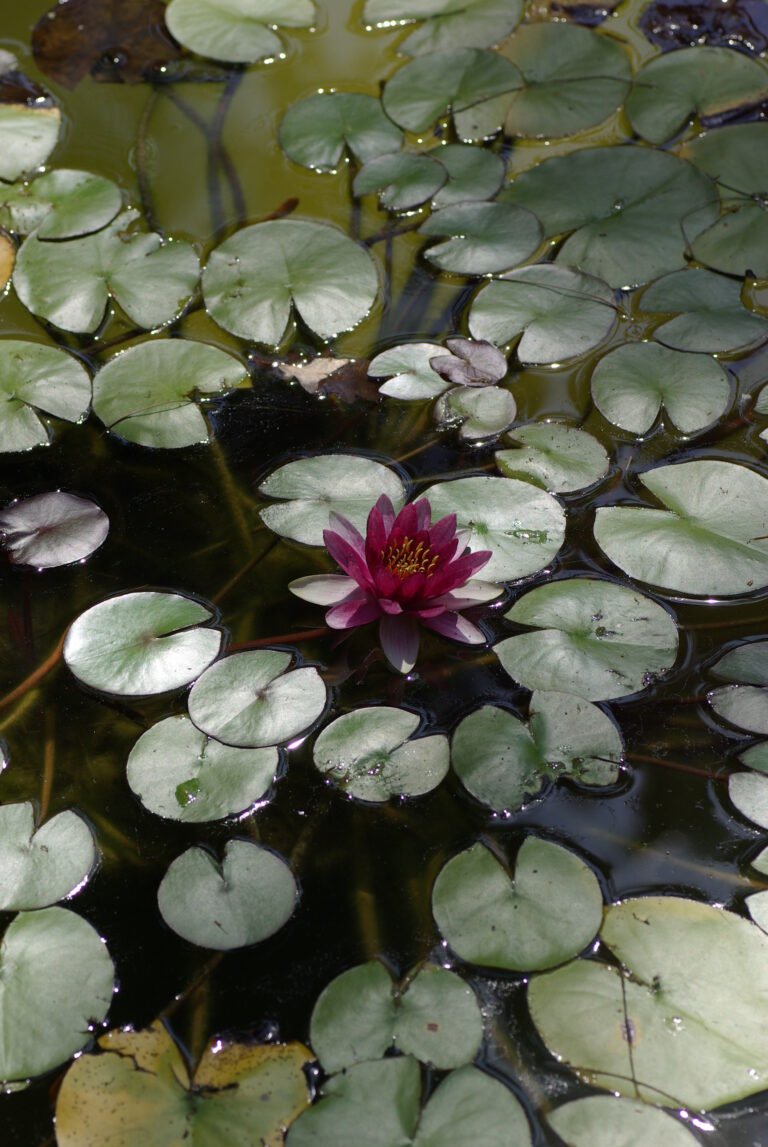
[354,152,446,211]
[157,838,297,950]
[502,147,718,288]
[495,577,679,701]
[92,339,249,448]
[469,265,617,364]
[529,895,768,1109]
[432,837,603,971]
[310,960,483,1072]
[0,803,96,910]
[430,144,505,207]
[0,169,122,239]
[188,649,326,747]
[496,422,609,493]
[590,342,731,435]
[0,906,114,1082]
[363,0,523,57]
[712,639,768,684]
[639,268,768,355]
[548,1097,699,1146]
[312,706,449,801]
[56,1022,312,1146]
[0,102,60,182]
[259,453,406,545]
[0,339,91,453]
[126,715,278,822]
[165,0,315,64]
[435,386,516,440]
[369,342,449,400]
[594,460,768,596]
[279,92,402,172]
[730,770,768,830]
[0,491,108,567]
[422,475,565,582]
[64,590,222,696]
[420,201,542,275]
[708,685,768,734]
[13,210,199,334]
[452,692,623,812]
[203,219,379,346]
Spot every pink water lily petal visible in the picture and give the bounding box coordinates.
[323,529,375,589]
[430,581,503,609]
[413,498,431,532]
[379,598,403,615]
[365,501,389,570]
[430,513,458,551]
[289,574,359,605]
[373,493,397,534]
[379,614,420,673]
[326,594,381,629]
[422,611,486,644]
[428,550,492,597]
[327,510,366,555]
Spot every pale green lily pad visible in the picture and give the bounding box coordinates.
[0,491,108,567]
[752,844,768,874]
[0,169,122,238]
[312,706,449,801]
[730,770,768,829]
[0,338,91,453]
[369,342,448,400]
[548,1096,699,1146]
[502,147,717,288]
[747,890,768,935]
[310,960,482,1072]
[364,0,523,57]
[741,743,768,772]
[126,715,278,822]
[496,422,609,493]
[92,339,249,448]
[709,685,768,734]
[13,210,199,334]
[712,639,768,684]
[0,103,60,182]
[432,837,603,971]
[422,475,565,582]
[165,0,315,64]
[499,22,630,139]
[529,895,768,1109]
[259,453,406,545]
[56,1023,312,1147]
[639,269,768,355]
[469,265,617,364]
[0,803,96,910]
[626,46,768,144]
[354,152,445,211]
[590,342,731,435]
[0,906,114,1082]
[430,144,504,207]
[203,219,379,346]
[594,460,768,596]
[188,649,326,747]
[158,839,297,950]
[496,577,678,701]
[436,386,516,440]
[64,591,222,697]
[452,692,623,812]
[420,202,541,274]
[279,92,403,171]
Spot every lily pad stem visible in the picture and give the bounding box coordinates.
[40,708,55,822]
[0,633,64,714]
[210,437,256,555]
[136,87,162,236]
[626,753,725,781]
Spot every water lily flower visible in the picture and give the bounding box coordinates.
[289,494,502,673]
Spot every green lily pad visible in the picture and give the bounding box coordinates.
[126,715,278,822]
[310,960,482,1072]
[56,1022,312,1146]
[590,342,731,434]
[422,475,565,582]
[64,590,222,696]
[430,144,505,207]
[452,692,623,812]
[369,342,449,400]
[312,706,449,801]
[496,422,609,493]
[502,147,718,288]
[363,0,523,57]
[0,907,114,1082]
[203,219,379,346]
[469,265,617,364]
[0,103,60,182]
[354,152,446,211]
[0,490,108,567]
[548,1096,699,1146]
[0,338,91,453]
[420,201,542,274]
[432,837,603,971]
[259,453,406,545]
[709,685,768,734]
[529,895,768,1109]
[626,46,768,144]
[594,460,768,596]
[499,22,631,139]
[713,639,768,684]
[164,0,315,64]
[730,770,768,829]
[741,743,768,772]
[13,210,199,334]
[157,839,297,950]
[279,92,403,172]
[435,385,516,440]
[92,339,249,448]
[0,169,122,238]
[0,803,96,910]
[188,649,326,747]
[639,268,768,355]
[495,577,679,701]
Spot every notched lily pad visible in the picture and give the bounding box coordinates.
[279,91,403,172]
[548,1096,699,1146]
[420,201,542,275]
[0,169,122,239]
[354,152,446,211]
[363,0,523,57]
[639,268,768,355]
[165,0,316,64]
[435,385,516,440]
[0,339,91,454]
[369,342,449,400]
[708,640,768,734]
[730,769,768,830]
[0,95,60,183]
[496,421,609,493]
[0,490,108,567]
[0,802,97,910]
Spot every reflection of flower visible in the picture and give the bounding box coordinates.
[290,494,501,672]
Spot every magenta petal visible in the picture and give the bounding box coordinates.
[323,529,374,589]
[365,504,388,573]
[379,614,420,673]
[422,611,486,644]
[392,501,418,539]
[430,582,503,609]
[413,499,431,532]
[373,494,397,534]
[379,598,403,615]
[326,595,381,629]
[327,511,366,555]
[430,513,457,550]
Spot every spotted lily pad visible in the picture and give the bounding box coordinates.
[0,802,96,910]
[363,0,523,57]
[0,102,60,182]
[165,0,316,64]
[420,201,542,274]
[0,169,122,239]
[496,422,609,493]
[638,268,768,355]
[369,342,449,400]
[0,491,108,567]
[435,385,516,440]
[0,339,91,453]
[279,92,403,172]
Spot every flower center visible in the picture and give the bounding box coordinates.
[383,536,439,580]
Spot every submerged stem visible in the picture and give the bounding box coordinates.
[136,87,162,235]
[0,635,64,714]
[40,709,55,821]
[210,438,256,555]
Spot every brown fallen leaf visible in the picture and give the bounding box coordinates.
[273,355,378,404]
[0,235,15,293]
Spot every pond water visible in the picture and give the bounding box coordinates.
[2,0,768,1144]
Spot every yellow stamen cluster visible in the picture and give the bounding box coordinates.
[383,536,439,579]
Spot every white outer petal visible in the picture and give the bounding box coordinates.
[288,574,358,605]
